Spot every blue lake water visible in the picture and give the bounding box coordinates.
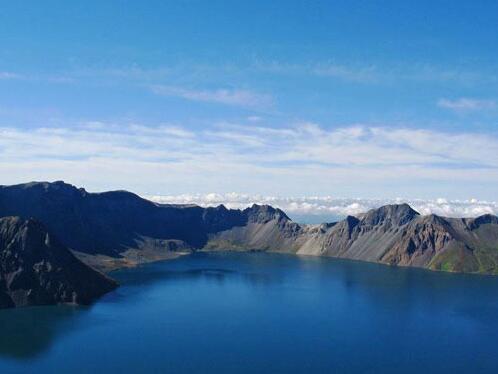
[1,252,498,373]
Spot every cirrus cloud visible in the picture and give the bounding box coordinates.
[437,97,497,113]
[150,85,274,109]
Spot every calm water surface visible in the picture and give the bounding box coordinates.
[1,252,498,373]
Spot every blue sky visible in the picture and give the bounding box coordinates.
[1,1,497,200]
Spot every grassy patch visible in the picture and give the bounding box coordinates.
[429,246,480,273]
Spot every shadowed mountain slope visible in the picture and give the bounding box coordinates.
[0,216,117,308]
[1,181,497,275]
[0,181,248,256]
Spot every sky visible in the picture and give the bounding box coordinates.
[1,0,498,209]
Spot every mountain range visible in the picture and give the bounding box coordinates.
[1,181,497,308]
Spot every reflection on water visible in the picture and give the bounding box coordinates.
[0,256,277,360]
[112,266,276,287]
[0,305,88,359]
[1,252,498,373]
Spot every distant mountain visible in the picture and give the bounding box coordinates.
[1,181,497,280]
[211,202,498,274]
[0,216,117,308]
[0,181,246,256]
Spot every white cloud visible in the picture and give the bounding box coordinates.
[147,194,498,219]
[150,85,273,108]
[1,122,498,198]
[249,60,496,85]
[437,98,497,112]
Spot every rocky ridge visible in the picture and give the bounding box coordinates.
[0,216,117,308]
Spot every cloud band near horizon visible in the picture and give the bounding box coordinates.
[147,194,498,220]
[0,121,497,199]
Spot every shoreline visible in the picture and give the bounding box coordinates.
[75,246,498,278]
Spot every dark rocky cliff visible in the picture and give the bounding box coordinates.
[0,181,247,256]
[0,216,117,308]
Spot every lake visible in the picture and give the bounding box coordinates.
[1,252,498,373]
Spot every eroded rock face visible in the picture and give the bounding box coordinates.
[380,215,454,267]
[209,203,498,274]
[359,203,419,226]
[0,217,117,308]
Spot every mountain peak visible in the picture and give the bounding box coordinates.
[361,203,420,226]
[467,214,498,230]
[3,180,86,196]
[244,204,290,223]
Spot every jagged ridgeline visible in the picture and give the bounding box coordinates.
[0,181,497,308]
